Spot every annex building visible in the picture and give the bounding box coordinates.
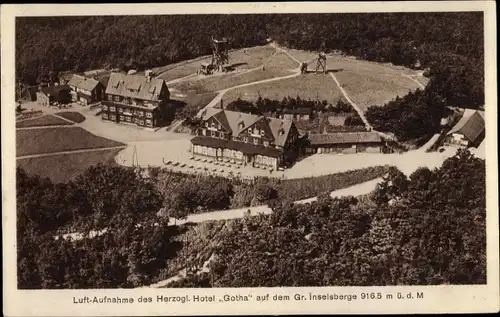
[306,131,384,154]
[190,108,301,169]
[101,71,171,128]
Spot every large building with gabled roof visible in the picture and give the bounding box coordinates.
[191,108,301,169]
[101,71,171,128]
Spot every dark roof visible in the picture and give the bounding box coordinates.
[105,72,168,102]
[200,109,294,147]
[39,85,70,96]
[447,110,485,144]
[190,136,283,157]
[308,132,383,146]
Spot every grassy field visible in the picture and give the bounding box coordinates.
[16,115,73,128]
[223,72,343,104]
[180,92,218,116]
[171,67,294,94]
[17,127,124,157]
[56,111,86,123]
[284,48,424,111]
[17,148,122,183]
[156,45,276,82]
[335,69,421,111]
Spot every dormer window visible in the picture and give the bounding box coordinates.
[239,121,245,129]
[279,128,285,136]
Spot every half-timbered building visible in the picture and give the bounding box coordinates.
[190,108,301,169]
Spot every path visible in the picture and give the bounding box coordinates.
[168,177,383,225]
[16,124,80,130]
[16,145,126,160]
[329,72,372,131]
[55,176,384,242]
[403,74,426,90]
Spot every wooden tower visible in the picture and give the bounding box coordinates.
[211,36,230,72]
[316,52,327,74]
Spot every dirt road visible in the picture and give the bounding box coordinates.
[16,145,126,160]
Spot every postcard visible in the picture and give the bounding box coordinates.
[2,1,499,316]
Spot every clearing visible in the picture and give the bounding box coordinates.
[286,49,427,111]
[55,111,86,123]
[167,48,297,94]
[17,127,124,157]
[334,69,422,111]
[223,72,343,105]
[17,148,122,183]
[156,45,276,82]
[16,115,73,128]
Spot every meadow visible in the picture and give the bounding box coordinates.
[16,127,124,157]
[16,115,73,128]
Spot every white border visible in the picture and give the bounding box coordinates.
[2,2,499,316]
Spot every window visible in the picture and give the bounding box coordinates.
[139,120,144,125]
[102,105,108,111]
[110,106,116,112]
[254,128,259,135]
[138,111,144,118]
[106,95,112,101]
[211,131,216,137]
[248,128,252,133]
[232,136,238,141]
[119,115,124,121]
[102,113,108,119]
[243,137,248,142]
[118,107,123,113]
[113,95,121,102]
[110,115,116,121]
[264,141,269,147]
[205,122,209,128]
[202,129,207,136]
[146,119,152,126]
[146,112,152,118]
[211,122,215,127]
[218,124,222,130]
[260,130,265,136]
[126,116,131,122]
[253,138,258,145]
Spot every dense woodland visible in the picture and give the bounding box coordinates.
[17,150,485,288]
[172,150,486,287]
[16,13,483,141]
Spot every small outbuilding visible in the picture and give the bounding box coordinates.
[36,84,71,106]
[445,109,485,148]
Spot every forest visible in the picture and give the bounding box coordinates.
[17,150,486,288]
[172,149,486,287]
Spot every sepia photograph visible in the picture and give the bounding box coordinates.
[2,2,499,316]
